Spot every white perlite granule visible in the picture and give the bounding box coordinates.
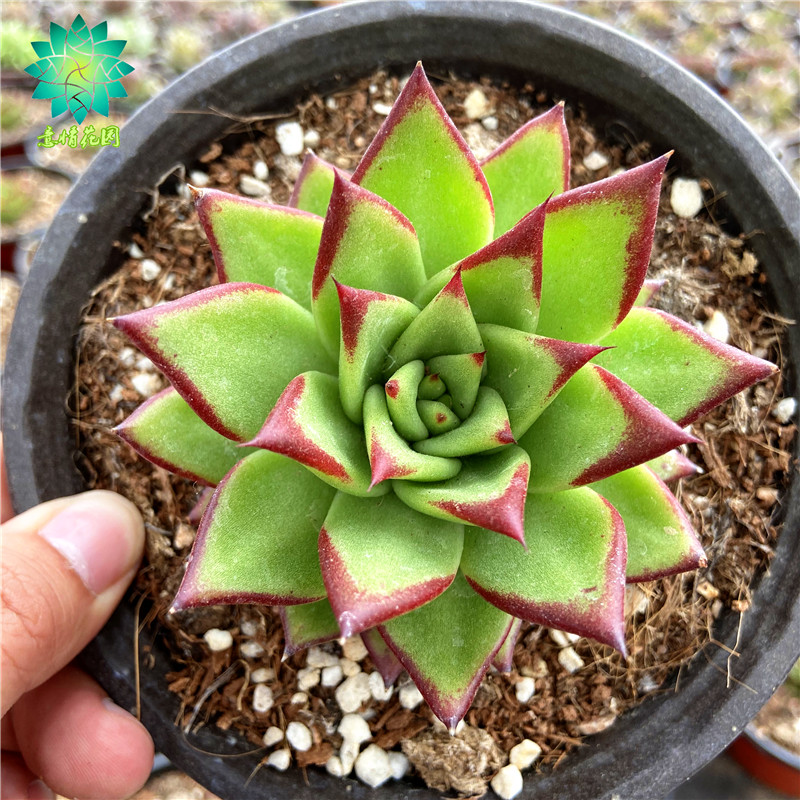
[515,677,535,704]
[388,751,410,780]
[250,667,274,683]
[275,121,304,156]
[399,682,424,710]
[338,713,372,745]
[202,628,233,652]
[139,258,161,281]
[253,160,269,181]
[703,310,730,343]
[240,641,264,659]
[321,664,343,687]
[342,636,369,662]
[286,721,313,752]
[297,666,321,691]
[252,684,274,713]
[558,646,585,674]
[340,657,361,677]
[355,744,392,788]
[369,670,393,702]
[509,739,542,770]
[335,672,371,713]
[267,749,290,771]
[583,150,610,170]
[491,764,524,799]
[772,397,797,424]
[239,620,258,637]
[464,88,492,120]
[262,726,283,747]
[306,646,339,668]
[670,177,704,218]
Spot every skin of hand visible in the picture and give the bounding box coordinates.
[1,439,155,800]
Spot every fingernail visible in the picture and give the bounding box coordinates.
[27,780,55,800]
[38,492,143,595]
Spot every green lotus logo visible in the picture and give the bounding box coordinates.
[25,14,134,124]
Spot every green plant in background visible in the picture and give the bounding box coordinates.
[0,19,44,70]
[24,14,134,124]
[0,175,36,226]
[113,64,775,728]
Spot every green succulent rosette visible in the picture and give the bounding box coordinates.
[113,64,776,729]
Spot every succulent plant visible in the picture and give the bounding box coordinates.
[113,64,775,729]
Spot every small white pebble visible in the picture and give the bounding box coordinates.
[638,674,660,693]
[388,751,409,780]
[290,691,308,705]
[119,346,137,367]
[355,744,392,788]
[325,96,338,110]
[491,764,524,799]
[273,153,302,182]
[253,159,269,181]
[240,641,264,659]
[250,667,275,684]
[163,273,175,291]
[464,88,492,120]
[548,629,571,647]
[263,726,283,747]
[286,721,313,752]
[368,83,378,94]
[239,174,271,197]
[203,627,233,652]
[326,755,344,777]
[515,677,535,703]
[307,646,339,668]
[372,102,393,116]
[335,673,371,713]
[399,682,424,710]
[303,129,321,148]
[339,713,372,745]
[267,749,290,771]
[252,684,274,713]
[297,666,321,691]
[583,150,610,170]
[139,258,161,281]
[670,177,704,218]
[276,121,305,156]
[339,739,359,775]
[188,170,209,187]
[509,739,542,770]
[321,664,344,687]
[369,670,393,702]
[343,636,369,662]
[128,242,145,259]
[558,646,585,674]
[482,115,499,131]
[703,310,730,343]
[134,355,155,372]
[240,620,258,637]
[340,657,361,677]
[773,397,797,424]
[109,384,125,403]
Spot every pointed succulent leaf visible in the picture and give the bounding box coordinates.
[535,156,669,343]
[352,63,494,276]
[521,364,699,492]
[288,151,348,217]
[114,387,256,486]
[647,449,703,482]
[171,451,335,610]
[279,598,341,658]
[493,617,523,672]
[385,360,429,441]
[319,492,464,637]
[413,387,515,458]
[633,278,666,307]
[113,283,335,442]
[418,373,446,401]
[594,307,777,425]
[417,400,461,436]
[415,204,545,334]
[194,189,323,311]
[312,174,426,357]
[363,384,461,486]
[361,627,404,687]
[387,271,484,371]
[426,352,484,419]
[481,104,570,237]
[378,571,512,731]
[246,372,383,497]
[592,465,707,582]
[461,487,627,652]
[480,323,607,438]
[393,446,530,544]
[337,283,419,424]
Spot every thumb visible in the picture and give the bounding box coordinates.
[1,491,144,716]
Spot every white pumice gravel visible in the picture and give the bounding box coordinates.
[388,751,410,780]
[368,670,393,702]
[491,764,524,799]
[139,258,161,281]
[303,129,321,149]
[307,646,339,668]
[772,396,797,424]
[253,160,269,181]
[275,121,305,156]
[240,641,264,659]
[342,637,369,661]
[119,346,137,367]
[515,677,535,704]
[558,646,585,674]
[267,749,291,771]
[372,102,393,116]
[355,744,392,788]
[340,657,361,677]
[321,664,344,687]
[252,684,274,713]
[583,150,610,170]
[134,355,155,372]
[297,666,321,691]
[338,713,372,745]
[339,739,359,775]
[482,115,499,131]
[326,755,344,777]
[398,682,424,710]
[290,691,308,705]
[325,96,338,110]
[509,739,542,770]
[548,629,571,647]
[188,170,210,187]
[670,177,705,218]
[239,174,271,198]
[703,310,730,343]
[128,242,145,259]
[335,673,372,713]
[250,667,275,683]
[464,88,492,120]
[286,721,313,752]
[239,620,258,637]
[109,384,125,404]
[202,628,233,652]
[262,726,284,747]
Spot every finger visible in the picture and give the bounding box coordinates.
[11,666,153,800]
[0,435,14,523]
[0,751,52,799]
[1,491,144,715]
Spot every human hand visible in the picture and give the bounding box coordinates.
[1,440,154,799]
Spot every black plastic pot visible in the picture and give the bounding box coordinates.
[4,3,800,799]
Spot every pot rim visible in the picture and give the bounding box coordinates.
[4,3,800,799]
